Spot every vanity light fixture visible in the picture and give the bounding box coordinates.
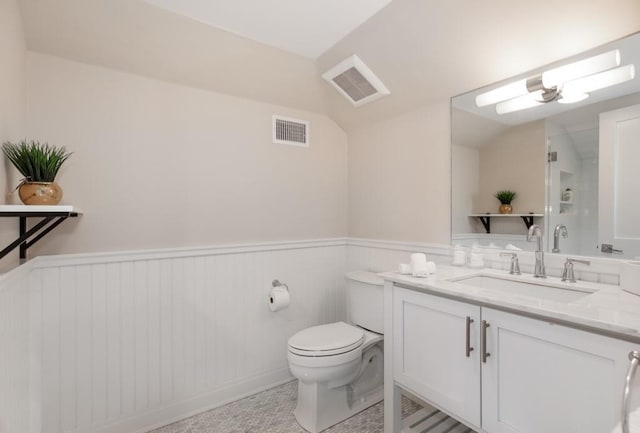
[495,92,543,114]
[557,92,589,104]
[541,50,620,88]
[476,49,633,114]
[561,64,635,99]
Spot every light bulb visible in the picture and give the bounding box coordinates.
[495,93,543,114]
[562,64,635,95]
[542,50,620,88]
[475,79,528,107]
[558,92,589,104]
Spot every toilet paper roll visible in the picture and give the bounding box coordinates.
[268,286,290,312]
[410,253,429,277]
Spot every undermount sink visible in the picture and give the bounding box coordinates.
[450,275,597,302]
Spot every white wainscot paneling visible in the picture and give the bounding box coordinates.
[346,239,452,273]
[28,241,346,433]
[0,267,32,433]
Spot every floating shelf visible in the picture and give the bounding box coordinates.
[469,213,544,234]
[0,205,82,261]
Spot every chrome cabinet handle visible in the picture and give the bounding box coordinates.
[465,316,474,357]
[481,320,491,363]
[622,351,640,433]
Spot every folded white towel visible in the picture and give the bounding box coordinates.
[410,253,429,277]
[398,263,412,275]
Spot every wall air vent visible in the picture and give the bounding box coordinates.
[322,54,390,107]
[272,115,309,147]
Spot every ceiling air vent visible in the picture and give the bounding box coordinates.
[272,115,309,147]
[322,54,390,107]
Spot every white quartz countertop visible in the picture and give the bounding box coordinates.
[382,266,640,342]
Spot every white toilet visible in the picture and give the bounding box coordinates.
[287,271,385,433]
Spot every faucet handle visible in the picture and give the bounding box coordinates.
[561,257,590,283]
[500,252,521,275]
[566,257,591,266]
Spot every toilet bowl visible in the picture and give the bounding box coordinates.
[287,271,385,433]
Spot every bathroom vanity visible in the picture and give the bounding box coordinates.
[382,267,640,433]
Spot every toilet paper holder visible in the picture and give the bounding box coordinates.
[272,280,289,292]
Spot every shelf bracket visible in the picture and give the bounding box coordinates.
[0,216,70,261]
[0,209,79,261]
[520,215,535,230]
[478,216,491,234]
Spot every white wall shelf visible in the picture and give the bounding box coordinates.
[0,205,82,261]
[469,213,544,234]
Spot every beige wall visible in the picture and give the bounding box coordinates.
[331,0,639,244]
[20,0,327,115]
[0,0,26,270]
[0,0,25,186]
[476,120,546,215]
[348,101,450,243]
[24,53,348,256]
[451,145,479,234]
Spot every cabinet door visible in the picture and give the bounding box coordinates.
[482,308,637,433]
[393,287,481,428]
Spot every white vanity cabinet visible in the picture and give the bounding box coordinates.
[481,308,633,433]
[388,284,639,433]
[393,287,482,428]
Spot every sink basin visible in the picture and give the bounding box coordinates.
[450,275,596,302]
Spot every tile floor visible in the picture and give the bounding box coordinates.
[149,380,422,433]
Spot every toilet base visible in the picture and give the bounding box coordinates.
[293,380,383,433]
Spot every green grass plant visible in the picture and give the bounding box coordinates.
[2,140,72,182]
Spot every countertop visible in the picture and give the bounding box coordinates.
[382,266,640,343]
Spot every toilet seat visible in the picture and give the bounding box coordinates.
[288,322,365,357]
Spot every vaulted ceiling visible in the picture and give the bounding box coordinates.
[18,0,640,130]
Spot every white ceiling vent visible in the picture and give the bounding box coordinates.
[322,55,390,107]
[272,115,309,147]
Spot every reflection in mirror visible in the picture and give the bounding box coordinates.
[451,32,640,258]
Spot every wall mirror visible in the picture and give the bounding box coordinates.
[451,32,640,259]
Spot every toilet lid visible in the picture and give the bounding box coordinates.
[288,322,365,356]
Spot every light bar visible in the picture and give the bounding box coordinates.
[558,93,589,104]
[542,50,620,88]
[475,79,528,107]
[495,93,543,115]
[562,64,635,95]
[475,49,622,109]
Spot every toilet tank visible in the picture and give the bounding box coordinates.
[345,271,385,334]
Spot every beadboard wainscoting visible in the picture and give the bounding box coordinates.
[1,239,347,433]
[0,237,628,433]
[0,265,32,433]
[346,238,453,273]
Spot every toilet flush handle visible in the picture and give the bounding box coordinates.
[272,280,289,291]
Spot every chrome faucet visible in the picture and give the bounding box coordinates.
[500,252,521,275]
[561,258,591,283]
[527,224,546,278]
[552,224,568,253]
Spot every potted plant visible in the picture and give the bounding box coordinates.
[2,140,72,205]
[494,190,516,214]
